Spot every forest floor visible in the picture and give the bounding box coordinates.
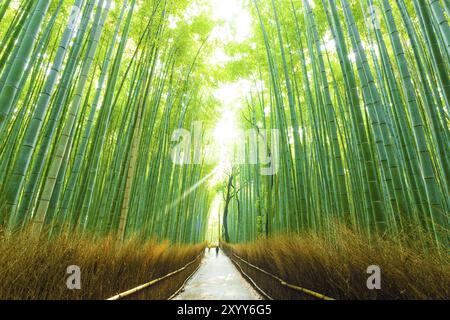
[173,249,262,300]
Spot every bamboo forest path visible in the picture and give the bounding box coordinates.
[173,249,262,300]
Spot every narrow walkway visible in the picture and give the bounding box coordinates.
[174,249,262,300]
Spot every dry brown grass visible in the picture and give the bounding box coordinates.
[223,226,449,300]
[0,230,205,300]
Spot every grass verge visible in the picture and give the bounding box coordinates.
[222,227,449,300]
[0,230,204,299]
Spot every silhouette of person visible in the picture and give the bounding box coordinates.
[215,246,219,257]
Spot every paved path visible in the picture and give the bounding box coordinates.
[173,249,262,300]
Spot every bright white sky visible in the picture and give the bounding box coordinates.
[208,0,252,65]
[168,1,255,186]
[206,1,254,185]
[210,0,252,43]
[167,1,257,187]
[166,1,256,233]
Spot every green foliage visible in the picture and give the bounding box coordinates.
[0,0,448,250]
[225,0,449,249]
[0,0,216,243]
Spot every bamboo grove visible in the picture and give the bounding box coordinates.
[0,0,449,250]
[0,0,215,243]
[225,0,449,248]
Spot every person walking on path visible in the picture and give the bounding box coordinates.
[215,246,219,257]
